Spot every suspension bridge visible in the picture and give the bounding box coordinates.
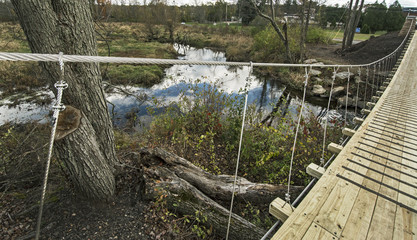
[267,17,417,240]
[0,16,415,240]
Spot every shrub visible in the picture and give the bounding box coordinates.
[361,24,370,34]
[145,80,343,185]
[306,27,331,44]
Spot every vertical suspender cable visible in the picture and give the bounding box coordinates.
[344,67,351,126]
[363,66,369,103]
[35,52,68,240]
[285,66,310,205]
[225,62,253,240]
[355,67,361,116]
[320,67,338,166]
[371,64,376,99]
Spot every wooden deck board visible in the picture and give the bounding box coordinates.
[271,31,417,240]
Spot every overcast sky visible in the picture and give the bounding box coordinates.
[162,0,416,7]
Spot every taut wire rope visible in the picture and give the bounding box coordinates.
[364,66,370,103]
[225,62,253,240]
[371,64,376,100]
[35,52,68,240]
[285,66,310,207]
[320,66,339,167]
[344,67,351,126]
[355,67,361,116]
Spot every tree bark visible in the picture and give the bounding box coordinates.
[303,0,313,45]
[346,0,365,48]
[11,0,117,200]
[299,0,306,62]
[342,0,354,50]
[343,0,364,50]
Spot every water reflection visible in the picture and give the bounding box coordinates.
[107,44,353,129]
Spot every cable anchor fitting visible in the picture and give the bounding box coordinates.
[54,82,68,90]
[52,103,66,112]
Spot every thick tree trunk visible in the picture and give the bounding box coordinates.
[11,0,117,200]
[343,0,364,50]
[304,0,313,45]
[299,0,306,62]
[346,0,365,48]
[342,0,354,50]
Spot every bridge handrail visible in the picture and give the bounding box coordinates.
[369,19,414,66]
[0,21,413,69]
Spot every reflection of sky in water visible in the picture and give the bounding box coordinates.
[0,104,50,125]
[0,91,53,125]
[107,44,354,127]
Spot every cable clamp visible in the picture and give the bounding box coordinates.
[55,82,68,89]
[285,192,291,203]
[52,103,66,112]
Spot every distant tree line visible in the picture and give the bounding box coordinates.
[0,0,405,34]
[360,0,405,33]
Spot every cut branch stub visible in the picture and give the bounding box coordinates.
[55,105,82,140]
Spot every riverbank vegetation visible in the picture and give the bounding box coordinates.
[0,79,345,238]
[0,0,402,237]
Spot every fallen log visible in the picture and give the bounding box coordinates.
[136,147,304,239]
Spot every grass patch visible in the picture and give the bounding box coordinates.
[105,64,164,87]
[0,22,30,53]
[324,28,387,41]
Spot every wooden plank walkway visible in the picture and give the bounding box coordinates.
[272,32,417,240]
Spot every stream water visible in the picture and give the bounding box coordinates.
[0,44,350,127]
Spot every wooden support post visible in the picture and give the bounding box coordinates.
[269,197,293,222]
[366,102,376,108]
[361,109,371,115]
[306,163,325,179]
[328,142,343,154]
[371,96,380,102]
[354,117,364,124]
[342,127,356,137]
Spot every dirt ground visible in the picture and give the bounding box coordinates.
[308,31,405,65]
[0,31,408,240]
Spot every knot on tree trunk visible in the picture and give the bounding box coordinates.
[55,105,82,140]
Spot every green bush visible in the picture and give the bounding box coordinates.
[253,24,331,62]
[306,27,331,44]
[252,24,301,62]
[360,24,370,34]
[145,80,342,185]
